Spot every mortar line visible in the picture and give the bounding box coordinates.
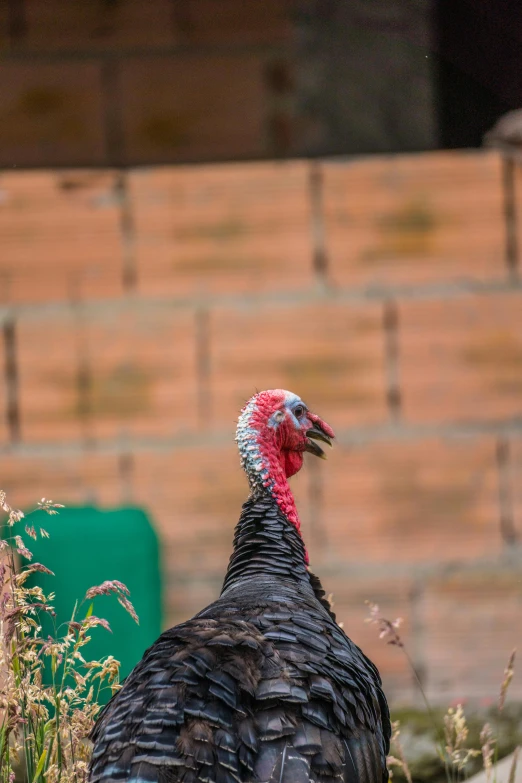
[309,161,328,283]
[118,452,135,505]
[70,285,95,447]
[101,57,124,167]
[382,299,401,421]
[1,416,522,458]
[264,58,294,158]
[308,458,327,554]
[75,330,94,447]
[502,157,519,281]
[170,0,194,38]
[2,277,521,326]
[195,307,211,428]
[496,437,518,546]
[0,42,284,64]
[164,547,522,586]
[3,320,20,443]
[7,0,27,42]
[116,171,137,291]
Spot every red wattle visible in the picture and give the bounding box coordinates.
[246,390,309,563]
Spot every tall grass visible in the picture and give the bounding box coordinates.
[0,492,138,783]
[365,601,520,783]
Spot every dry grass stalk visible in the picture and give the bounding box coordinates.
[387,720,413,783]
[480,722,495,783]
[364,601,403,647]
[507,746,520,783]
[443,704,481,771]
[0,490,138,783]
[499,649,516,713]
[365,601,519,783]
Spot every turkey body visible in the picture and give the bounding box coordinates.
[90,495,390,783]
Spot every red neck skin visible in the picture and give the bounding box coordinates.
[254,447,309,566]
[260,443,303,533]
[241,397,308,564]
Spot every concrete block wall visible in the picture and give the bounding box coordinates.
[0,149,521,706]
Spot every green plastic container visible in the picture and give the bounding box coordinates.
[25,506,162,700]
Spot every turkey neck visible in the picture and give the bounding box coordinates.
[221,492,309,594]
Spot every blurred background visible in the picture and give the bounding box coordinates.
[0,0,521,722]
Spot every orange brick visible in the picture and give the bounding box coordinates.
[324,575,417,704]
[130,161,314,296]
[323,151,505,288]
[120,54,266,164]
[320,438,500,565]
[400,293,522,424]
[0,62,106,167]
[18,316,83,442]
[0,452,121,511]
[134,445,245,551]
[0,171,123,303]
[182,0,293,45]
[134,445,248,622]
[81,308,198,440]
[135,444,317,563]
[422,570,522,703]
[24,0,177,50]
[211,301,387,430]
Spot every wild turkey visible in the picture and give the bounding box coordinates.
[89,389,390,783]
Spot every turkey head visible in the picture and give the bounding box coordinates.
[236,389,335,483]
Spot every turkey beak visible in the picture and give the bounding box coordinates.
[305,424,333,460]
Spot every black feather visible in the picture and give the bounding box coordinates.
[90,493,390,783]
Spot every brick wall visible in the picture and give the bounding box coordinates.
[0,149,521,706]
[0,0,434,166]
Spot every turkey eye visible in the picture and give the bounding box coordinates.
[294,405,304,418]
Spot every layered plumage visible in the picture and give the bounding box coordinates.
[90,390,390,783]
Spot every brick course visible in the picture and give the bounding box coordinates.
[17,316,83,442]
[81,308,198,440]
[178,1,293,46]
[0,0,295,167]
[320,438,500,566]
[23,0,177,51]
[0,62,108,167]
[422,570,522,702]
[0,171,123,302]
[120,54,267,165]
[0,452,121,509]
[210,301,388,430]
[323,151,506,288]
[399,293,522,424]
[129,161,314,296]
